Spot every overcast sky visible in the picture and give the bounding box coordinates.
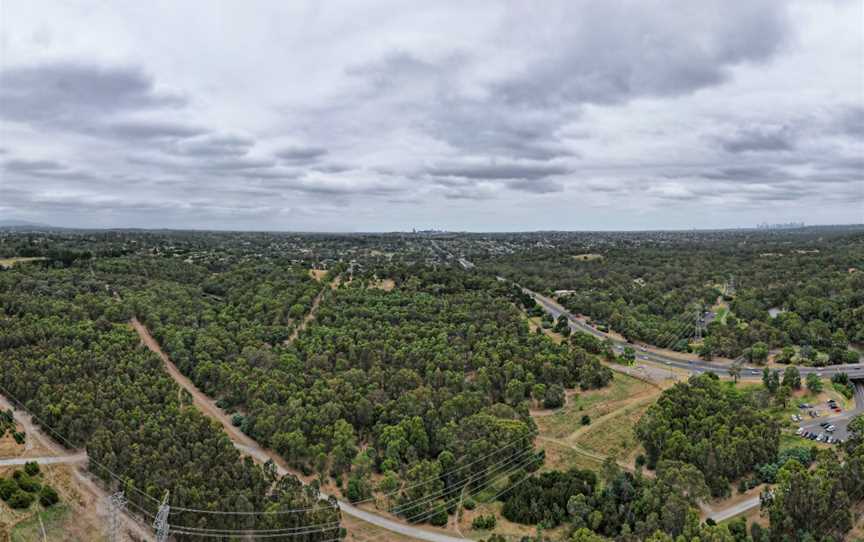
[1,1,862,231]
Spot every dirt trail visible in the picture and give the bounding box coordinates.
[130,318,286,466]
[285,274,342,345]
[131,318,471,542]
[0,395,66,456]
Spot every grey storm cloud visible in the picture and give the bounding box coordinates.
[3,159,66,172]
[0,62,184,125]
[836,106,864,137]
[275,146,329,163]
[507,178,565,194]
[168,135,255,157]
[719,125,796,153]
[425,162,569,180]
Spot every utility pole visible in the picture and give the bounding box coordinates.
[107,491,127,542]
[153,490,170,542]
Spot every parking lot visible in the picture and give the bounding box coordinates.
[795,398,855,444]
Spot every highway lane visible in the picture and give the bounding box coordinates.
[521,285,864,380]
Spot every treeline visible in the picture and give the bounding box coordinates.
[0,265,341,540]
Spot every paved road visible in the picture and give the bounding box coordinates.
[0,453,87,466]
[515,282,864,523]
[521,285,864,380]
[707,496,762,523]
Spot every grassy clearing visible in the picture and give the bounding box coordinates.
[10,503,103,542]
[342,513,417,542]
[577,400,652,463]
[309,269,329,281]
[539,439,605,472]
[0,257,46,269]
[572,254,604,261]
[534,373,654,439]
[369,278,396,291]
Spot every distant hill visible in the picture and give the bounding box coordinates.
[0,219,53,228]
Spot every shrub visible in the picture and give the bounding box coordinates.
[472,514,497,530]
[24,461,40,477]
[581,415,591,426]
[7,489,34,509]
[231,413,245,427]
[0,478,17,501]
[39,485,60,507]
[463,498,476,510]
[13,471,40,493]
[428,504,448,526]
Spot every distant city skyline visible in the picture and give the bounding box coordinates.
[1,1,862,231]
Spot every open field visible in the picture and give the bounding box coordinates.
[534,373,656,439]
[577,399,653,465]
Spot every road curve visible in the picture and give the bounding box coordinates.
[520,284,864,380]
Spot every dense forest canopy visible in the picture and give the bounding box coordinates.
[0,264,340,540]
[1,226,863,541]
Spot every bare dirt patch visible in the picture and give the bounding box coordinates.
[309,269,329,282]
[369,278,396,292]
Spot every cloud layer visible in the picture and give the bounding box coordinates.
[0,0,861,230]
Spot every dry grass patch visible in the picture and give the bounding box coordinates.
[572,254,603,261]
[534,373,654,439]
[0,464,106,542]
[538,439,604,473]
[341,513,418,542]
[309,269,329,281]
[0,257,46,269]
[577,399,652,465]
[369,278,396,291]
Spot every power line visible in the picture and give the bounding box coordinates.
[403,453,537,526]
[392,445,537,519]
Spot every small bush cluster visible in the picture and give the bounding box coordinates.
[0,462,60,510]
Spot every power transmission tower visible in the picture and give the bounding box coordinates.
[107,491,127,542]
[153,491,170,542]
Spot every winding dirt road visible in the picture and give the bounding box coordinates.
[132,317,467,542]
